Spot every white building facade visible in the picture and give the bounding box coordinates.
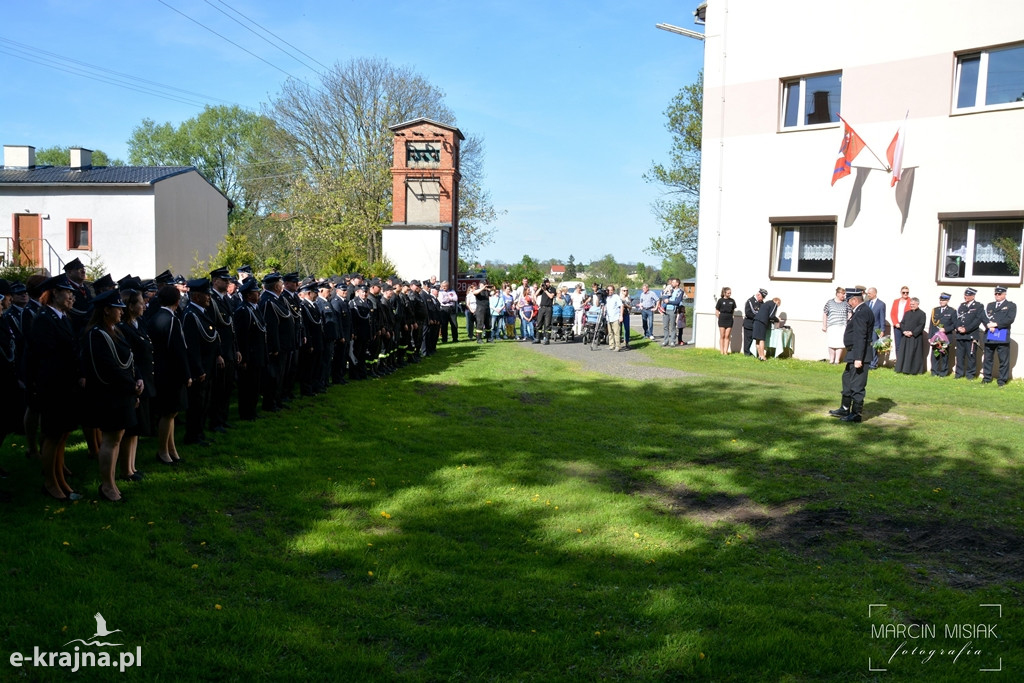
[1,145,229,278]
[693,0,1024,372]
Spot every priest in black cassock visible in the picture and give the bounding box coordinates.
[894,297,927,375]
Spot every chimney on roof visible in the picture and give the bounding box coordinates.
[70,147,93,171]
[3,145,36,169]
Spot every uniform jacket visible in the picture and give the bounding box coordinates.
[844,302,875,362]
[985,299,1017,344]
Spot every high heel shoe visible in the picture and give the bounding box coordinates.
[156,454,176,466]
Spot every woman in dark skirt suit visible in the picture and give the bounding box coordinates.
[149,285,192,465]
[752,297,781,361]
[118,287,155,482]
[715,287,737,355]
[83,290,143,502]
[28,277,83,501]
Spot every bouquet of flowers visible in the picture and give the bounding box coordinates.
[872,328,892,354]
[929,329,949,358]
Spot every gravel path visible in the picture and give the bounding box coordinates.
[518,314,699,381]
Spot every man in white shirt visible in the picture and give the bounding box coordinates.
[604,285,624,351]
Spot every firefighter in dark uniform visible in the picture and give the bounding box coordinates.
[743,289,766,357]
[928,293,956,377]
[365,279,386,378]
[954,287,986,380]
[281,273,304,401]
[182,278,220,445]
[425,286,442,355]
[408,280,428,361]
[208,267,239,432]
[829,288,873,423]
[350,285,373,380]
[331,282,351,384]
[297,281,324,395]
[60,257,92,334]
[379,284,399,373]
[259,272,293,412]
[399,282,416,364]
[982,285,1016,386]
[316,280,338,391]
[233,278,267,421]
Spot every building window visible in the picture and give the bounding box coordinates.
[781,72,842,129]
[954,43,1024,112]
[770,220,836,280]
[67,219,92,250]
[406,142,441,168]
[939,218,1022,283]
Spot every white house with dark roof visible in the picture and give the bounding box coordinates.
[1,145,229,278]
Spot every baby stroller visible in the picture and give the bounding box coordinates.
[558,303,575,342]
[581,303,607,349]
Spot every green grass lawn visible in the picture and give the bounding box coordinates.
[2,340,1021,681]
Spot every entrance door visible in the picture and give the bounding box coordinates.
[14,214,42,267]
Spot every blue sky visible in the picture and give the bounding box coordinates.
[1,0,704,266]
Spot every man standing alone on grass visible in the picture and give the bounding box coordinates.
[829,287,873,423]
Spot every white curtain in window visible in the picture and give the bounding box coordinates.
[798,225,835,261]
[974,222,1022,263]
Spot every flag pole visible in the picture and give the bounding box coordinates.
[860,143,891,173]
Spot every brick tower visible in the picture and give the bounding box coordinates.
[382,118,464,282]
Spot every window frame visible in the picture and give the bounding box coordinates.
[779,71,843,131]
[936,213,1024,285]
[770,216,839,280]
[768,216,838,282]
[952,42,1024,114]
[67,218,92,250]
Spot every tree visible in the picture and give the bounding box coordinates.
[564,255,578,279]
[587,254,629,286]
[265,57,497,265]
[660,253,696,281]
[645,70,702,263]
[634,261,658,284]
[34,146,123,167]
[128,105,283,216]
[506,255,545,286]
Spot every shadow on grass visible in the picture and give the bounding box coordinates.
[2,342,1021,681]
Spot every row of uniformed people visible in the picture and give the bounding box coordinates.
[0,260,451,502]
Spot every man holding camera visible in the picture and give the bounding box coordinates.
[535,278,556,345]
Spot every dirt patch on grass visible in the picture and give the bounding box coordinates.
[760,507,1024,588]
[629,474,1023,587]
[412,380,458,397]
[224,503,265,534]
[515,391,551,406]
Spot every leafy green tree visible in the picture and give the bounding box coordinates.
[128,105,282,216]
[634,261,658,284]
[564,254,578,279]
[34,146,123,167]
[587,254,629,286]
[660,253,696,281]
[506,255,545,286]
[645,71,702,263]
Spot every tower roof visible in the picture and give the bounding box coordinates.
[389,118,465,141]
